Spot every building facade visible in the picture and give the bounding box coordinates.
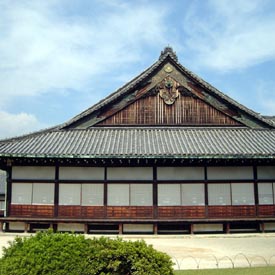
[0,47,275,234]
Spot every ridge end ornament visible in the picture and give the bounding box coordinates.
[158,76,179,105]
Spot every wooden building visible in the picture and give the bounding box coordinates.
[0,47,275,234]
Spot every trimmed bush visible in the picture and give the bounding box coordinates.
[0,231,174,275]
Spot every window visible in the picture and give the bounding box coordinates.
[231,183,254,205]
[258,183,274,205]
[182,184,205,206]
[32,183,55,204]
[158,184,181,206]
[107,184,152,206]
[158,184,205,206]
[12,183,54,205]
[82,184,104,206]
[208,184,231,205]
[59,184,104,206]
[59,184,81,205]
[208,183,255,206]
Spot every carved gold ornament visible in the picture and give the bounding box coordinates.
[164,65,173,73]
[158,77,179,105]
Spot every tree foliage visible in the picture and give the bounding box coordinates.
[0,231,174,275]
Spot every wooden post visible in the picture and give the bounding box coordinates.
[190,224,194,234]
[261,222,265,233]
[84,224,89,234]
[153,223,158,235]
[24,222,28,233]
[226,223,230,234]
[0,221,3,232]
[119,223,123,235]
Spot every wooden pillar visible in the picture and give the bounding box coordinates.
[261,222,265,233]
[84,223,89,234]
[190,223,194,234]
[204,166,208,218]
[6,166,12,217]
[119,223,123,235]
[226,223,230,234]
[153,223,158,235]
[24,222,29,233]
[0,221,3,232]
[153,166,158,219]
[253,165,259,217]
[54,165,59,217]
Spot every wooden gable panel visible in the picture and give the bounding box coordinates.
[98,93,241,126]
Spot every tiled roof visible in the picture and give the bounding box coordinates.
[0,127,274,159]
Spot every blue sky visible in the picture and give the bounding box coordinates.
[1,0,275,139]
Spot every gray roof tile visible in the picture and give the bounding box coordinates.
[0,128,274,159]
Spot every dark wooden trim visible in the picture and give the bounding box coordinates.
[6,166,12,217]
[254,165,258,203]
[54,165,59,217]
[153,166,158,218]
[204,166,209,217]
[12,179,56,183]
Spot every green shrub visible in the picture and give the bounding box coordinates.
[0,231,91,275]
[0,231,174,275]
[87,237,174,275]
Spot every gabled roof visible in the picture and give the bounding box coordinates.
[58,47,274,130]
[0,47,274,164]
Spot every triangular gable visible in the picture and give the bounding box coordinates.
[61,47,274,130]
[97,74,241,126]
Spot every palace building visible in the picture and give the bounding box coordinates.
[0,47,275,234]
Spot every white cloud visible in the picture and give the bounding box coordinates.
[183,0,275,71]
[0,111,48,139]
[0,1,167,108]
[0,0,169,137]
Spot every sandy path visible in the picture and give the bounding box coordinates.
[1,233,275,270]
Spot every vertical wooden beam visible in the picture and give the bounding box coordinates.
[24,222,28,233]
[104,167,108,218]
[54,164,59,217]
[84,223,88,234]
[119,223,123,235]
[261,222,265,233]
[6,166,12,217]
[226,223,230,234]
[153,166,158,219]
[153,223,158,235]
[204,166,208,218]
[253,165,259,216]
[0,221,3,232]
[190,223,194,234]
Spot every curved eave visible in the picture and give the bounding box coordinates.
[0,153,274,159]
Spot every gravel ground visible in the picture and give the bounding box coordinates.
[1,233,275,270]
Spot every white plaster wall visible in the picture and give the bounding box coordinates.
[12,166,55,180]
